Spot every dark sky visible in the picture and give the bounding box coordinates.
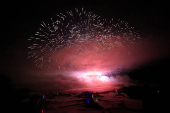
[2,0,170,65]
[4,0,170,41]
[3,0,170,50]
[4,1,169,56]
[1,0,170,90]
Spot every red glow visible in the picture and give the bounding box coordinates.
[17,36,170,93]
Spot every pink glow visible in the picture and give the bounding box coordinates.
[68,70,114,87]
[11,35,169,93]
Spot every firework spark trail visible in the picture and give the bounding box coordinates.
[28,8,141,70]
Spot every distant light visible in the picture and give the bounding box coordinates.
[96,98,98,101]
[42,95,45,100]
[86,98,89,103]
[157,91,159,93]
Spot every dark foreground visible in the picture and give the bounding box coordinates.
[1,79,168,113]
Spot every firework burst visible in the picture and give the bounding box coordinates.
[28,8,141,69]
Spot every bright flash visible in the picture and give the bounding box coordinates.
[83,71,102,76]
[82,71,109,82]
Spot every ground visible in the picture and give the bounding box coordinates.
[38,91,142,113]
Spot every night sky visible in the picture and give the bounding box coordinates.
[1,0,170,92]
